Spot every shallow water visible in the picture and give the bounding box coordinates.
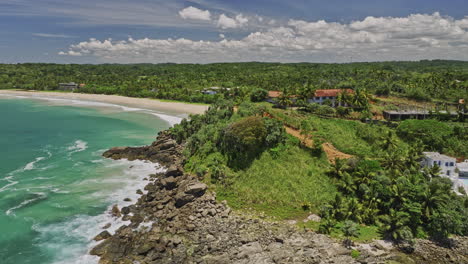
[0,97,173,264]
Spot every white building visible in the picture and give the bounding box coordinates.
[457,160,468,178]
[421,152,458,179]
[307,89,353,107]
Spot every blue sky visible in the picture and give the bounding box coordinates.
[1,0,467,63]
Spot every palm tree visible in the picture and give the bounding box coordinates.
[421,183,448,220]
[276,94,292,108]
[342,220,360,248]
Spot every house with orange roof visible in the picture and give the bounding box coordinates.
[308,89,354,107]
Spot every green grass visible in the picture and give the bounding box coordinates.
[299,220,381,242]
[215,142,337,220]
[331,222,381,242]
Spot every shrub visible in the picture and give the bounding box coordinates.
[222,116,267,168]
[351,249,361,259]
[250,88,268,102]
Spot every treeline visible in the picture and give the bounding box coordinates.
[0,60,467,103]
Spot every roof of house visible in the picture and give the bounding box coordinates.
[314,89,354,97]
[423,152,456,161]
[268,91,282,98]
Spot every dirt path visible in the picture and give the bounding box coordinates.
[284,126,352,163]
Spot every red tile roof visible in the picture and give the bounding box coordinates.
[268,91,282,98]
[267,91,298,98]
[314,89,353,97]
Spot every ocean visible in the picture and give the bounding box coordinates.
[0,95,182,264]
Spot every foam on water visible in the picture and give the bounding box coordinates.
[6,192,47,216]
[151,113,184,127]
[33,159,164,264]
[3,93,186,127]
[23,157,46,171]
[67,140,88,153]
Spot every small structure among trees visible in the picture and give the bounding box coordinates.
[308,89,354,107]
[58,82,84,91]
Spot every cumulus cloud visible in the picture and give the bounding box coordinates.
[59,13,468,63]
[179,6,211,21]
[217,14,249,29]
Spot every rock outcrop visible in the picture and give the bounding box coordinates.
[92,130,468,264]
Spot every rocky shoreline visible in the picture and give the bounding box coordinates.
[90,131,468,264]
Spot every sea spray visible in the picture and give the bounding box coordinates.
[34,159,165,264]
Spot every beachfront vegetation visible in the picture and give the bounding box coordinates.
[1,60,467,104]
[169,100,468,246]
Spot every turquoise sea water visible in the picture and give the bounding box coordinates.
[0,96,177,264]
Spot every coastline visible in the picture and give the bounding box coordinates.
[0,97,176,263]
[0,90,209,116]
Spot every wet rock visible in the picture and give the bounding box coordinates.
[102,223,111,229]
[94,230,112,241]
[121,206,131,215]
[90,240,110,256]
[111,204,121,217]
[136,189,143,195]
[123,197,132,202]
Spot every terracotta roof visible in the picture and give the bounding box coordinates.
[314,89,354,97]
[267,91,298,98]
[268,91,282,98]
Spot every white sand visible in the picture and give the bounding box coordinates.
[0,90,209,115]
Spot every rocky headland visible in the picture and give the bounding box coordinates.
[91,131,468,264]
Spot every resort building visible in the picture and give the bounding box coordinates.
[265,91,297,104]
[383,110,458,121]
[58,82,84,91]
[307,89,353,107]
[420,152,468,194]
[421,152,458,179]
[201,87,231,95]
[457,160,468,178]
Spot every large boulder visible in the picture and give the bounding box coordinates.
[184,183,207,196]
[165,165,183,177]
[94,230,112,241]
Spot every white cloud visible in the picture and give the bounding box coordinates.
[179,6,211,21]
[217,13,249,29]
[32,33,75,38]
[59,13,468,63]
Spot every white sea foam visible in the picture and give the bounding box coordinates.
[28,96,146,112]
[24,157,46,171]
[0,180,19,193]
[33,159,164,264]
[6,192,47,216]
[67,140,88,154]
[6,93,185,127]
[151,112,183,126]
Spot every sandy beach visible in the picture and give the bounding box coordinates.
[0,90,209,115]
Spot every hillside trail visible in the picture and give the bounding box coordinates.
[235,107,353,163]
[283,126,353,164]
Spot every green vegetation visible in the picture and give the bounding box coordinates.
[1,60,467,104]
[3,61,465,245]
[169,99,467,246]
[174,101,336,219]
[397,119,467,157]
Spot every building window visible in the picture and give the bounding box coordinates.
[433,161,437,166]
[450,162,454,166]
[447,170,450,176]
[438,161,441,166]
[445,162,449,166]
